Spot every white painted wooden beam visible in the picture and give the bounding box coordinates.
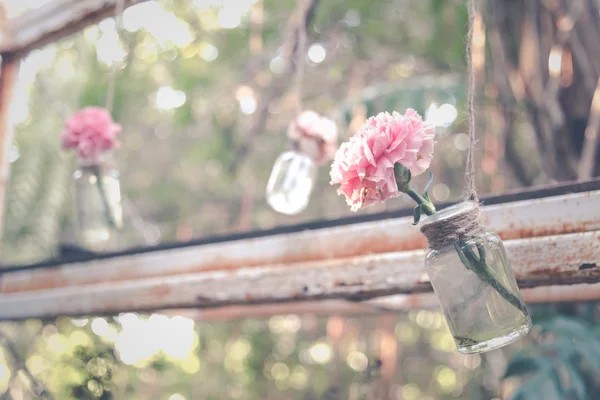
[0,0,148,55]
[0,186,599,320]
[1,190,598,294]
[0,231,598,320]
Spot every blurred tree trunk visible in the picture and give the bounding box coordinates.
[485,0,600,184]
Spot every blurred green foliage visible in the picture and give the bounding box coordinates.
[503,317,600,400]
[2,308,598,399]
[0,0,489,265]
[0,310,500,400]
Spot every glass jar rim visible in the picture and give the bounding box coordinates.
[420,201,478,226]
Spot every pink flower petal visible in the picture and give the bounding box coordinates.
[329,109,436,211]
[287,110,338,165]
[62,107,120,162]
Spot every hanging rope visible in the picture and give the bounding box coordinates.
[38,78,71,121]
[105,0,126,114]
[465,0,478,203]
[421,0,484,242]
[293,0,309,113]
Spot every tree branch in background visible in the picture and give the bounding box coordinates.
[486,1,543,185]
[0,333,53,399]
[503,105,535,186]
[486,0,600,182]
[235,179,256,232]
[578,78,600,179]
[486,5,538,186]
[540,1,583,179]
[229,0,320,176]
[526,0,560,178]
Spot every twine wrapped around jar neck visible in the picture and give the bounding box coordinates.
[420,201,485,250]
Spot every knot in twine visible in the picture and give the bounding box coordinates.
[420,202,485,250]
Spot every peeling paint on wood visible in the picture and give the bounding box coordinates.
[1,191,599,295]
[0,231,598,320]
[579,263,597,270]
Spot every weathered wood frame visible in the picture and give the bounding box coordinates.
[1,179,599,320]
[0,1,599,320]
[0,0,147,56]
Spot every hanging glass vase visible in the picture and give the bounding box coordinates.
[73,156,123,252]
[266,111,337,215]
[266,149,317,215]
[421,201,532,354]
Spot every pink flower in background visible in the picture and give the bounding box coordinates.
[62,107,121,162]
[330,109,435,211]
[287,110,338,165]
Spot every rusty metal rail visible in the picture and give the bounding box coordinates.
[0,181,599,320]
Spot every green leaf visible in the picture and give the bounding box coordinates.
[564,361,587,400]
[508,369,564,400]
[504,355,545,378]
[412,205,421,226]
[576,346,600,373]
[538,317,593,340]
[422,171,433,196]
[503,317,600,400]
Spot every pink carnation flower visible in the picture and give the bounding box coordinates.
[62,107,121,163]
[287,110,338,165]
[329,109,435,211]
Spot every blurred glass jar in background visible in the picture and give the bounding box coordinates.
[73,156,123,252]
[266,150,317,215]
[266,111,337,215]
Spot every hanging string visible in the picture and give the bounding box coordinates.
[422,0,483,247]
[464,0,478,203]
[105,0,126,114]
[293,0,309,113]
[40,0,125,117]
[37,77,72,121]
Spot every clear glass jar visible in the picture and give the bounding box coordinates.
[266,150,317,215]
[422,202,532,354]
[73,160,123,252]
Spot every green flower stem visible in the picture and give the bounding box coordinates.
[455,240,528,316]
[90,164,117,229]
[405,188,436,215]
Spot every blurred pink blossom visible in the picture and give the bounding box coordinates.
[287,110,338,165]
[329,109,435,211]
[62,107,121,163]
